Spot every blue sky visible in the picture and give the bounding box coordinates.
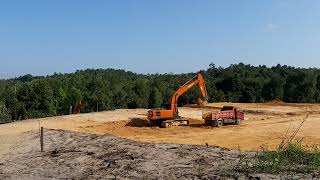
[1,0,320,78]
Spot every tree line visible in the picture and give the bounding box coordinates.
[1,63,320,123]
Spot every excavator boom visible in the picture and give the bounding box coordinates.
[170,73,207,115]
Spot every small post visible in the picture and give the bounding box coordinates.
[40,127,44,152]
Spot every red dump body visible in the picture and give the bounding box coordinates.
[203,106,244,121]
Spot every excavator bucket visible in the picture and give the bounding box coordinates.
[202,112,212,120]
[196,98,205,107]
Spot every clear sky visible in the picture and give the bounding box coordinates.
[1,0,320,78]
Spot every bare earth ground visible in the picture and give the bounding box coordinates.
[1,103,320,179]
[1,129,317,179]
[80,103,320,151]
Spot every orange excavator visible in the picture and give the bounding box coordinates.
[148,73,208,127]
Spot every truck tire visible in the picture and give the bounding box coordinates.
[235,119,241,125]
[214,120,223,127]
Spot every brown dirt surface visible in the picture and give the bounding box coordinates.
[0,109,145,159]
[1,103,320,156]
[1,129,317,179]
[79,103,320,151]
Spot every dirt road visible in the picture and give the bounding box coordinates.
[1,103,320,159]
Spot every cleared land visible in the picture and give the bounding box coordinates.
[0,129,249,179]
[78,102,320,151]
[4,129,317,179]
[1,102,320,159]
[1,102,320,179]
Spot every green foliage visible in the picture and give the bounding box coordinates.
[0,101,11,123]
[149,87,162,108]
[262,75,285,101]
[238,141,320,173]
[1,63,320,121]
[3,84,19,120]
[237,113,320,174]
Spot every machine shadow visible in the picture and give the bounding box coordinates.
[187,123,205,127]
[125,117,207,128]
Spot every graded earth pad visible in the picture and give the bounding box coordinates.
[1,103,320,179]
[1,103,320,157]
[79,103,320,151]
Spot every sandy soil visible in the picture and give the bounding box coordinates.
[78,103,320,151]
[0,109,145,158]
[1,103,320,158]
[1,129,316,179]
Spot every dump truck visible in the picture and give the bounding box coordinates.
[202,106,244,127]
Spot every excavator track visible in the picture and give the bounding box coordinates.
[160,119,189,128]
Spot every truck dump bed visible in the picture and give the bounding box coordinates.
[202,106,244,121]
[202,110,235,120]
[202,106,244,127]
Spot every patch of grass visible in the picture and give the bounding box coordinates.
[245,141,320,173]
[194,157,206,178]
[237,110,320,173]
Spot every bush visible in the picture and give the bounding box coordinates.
[249,141,320,173]
[238,140,320,173]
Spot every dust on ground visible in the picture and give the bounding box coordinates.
[1,129,317,179]
[1,103,320,159]
[0,109,145,159]
[79,103,320,151]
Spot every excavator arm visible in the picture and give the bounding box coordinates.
[170,73,208,116]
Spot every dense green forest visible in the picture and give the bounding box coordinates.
[1,63,320,123]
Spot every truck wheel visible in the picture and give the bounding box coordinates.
[214,120,223,127]
[235,119,241,125]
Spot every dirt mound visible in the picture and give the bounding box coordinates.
[125,118,150,127]
[196,98,205,107]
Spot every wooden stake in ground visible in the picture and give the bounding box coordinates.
[40,127,43,152]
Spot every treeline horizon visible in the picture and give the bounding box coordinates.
[1,63,320,122]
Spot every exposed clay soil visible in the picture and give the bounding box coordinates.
[1,103,320,179]
[1,103,320,156]
[78,103,320,151]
